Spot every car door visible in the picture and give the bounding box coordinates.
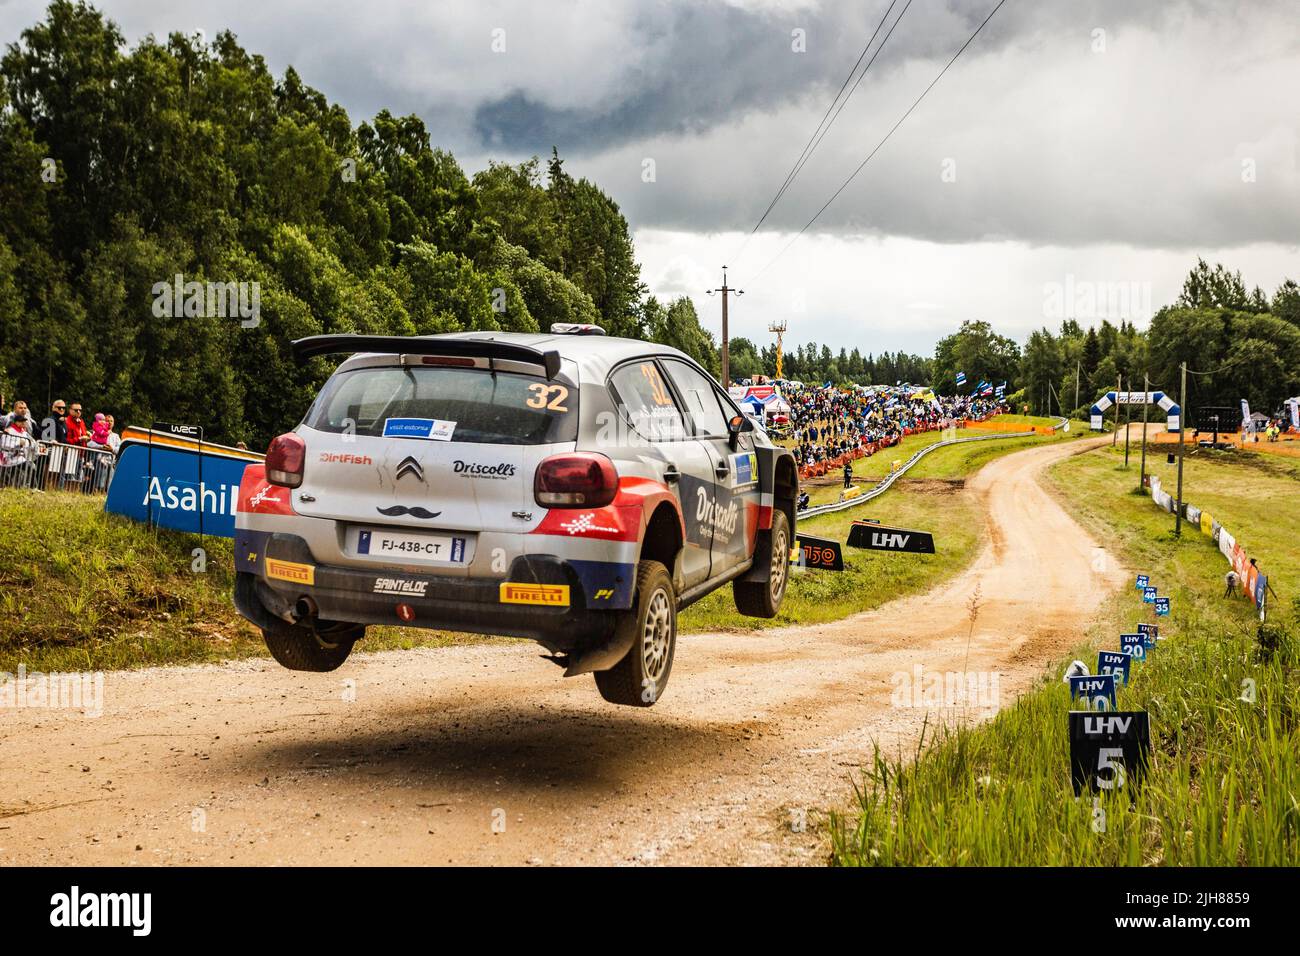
[608,359,715,590]
[661,359,761,578]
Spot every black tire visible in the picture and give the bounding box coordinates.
[594,560,676,707]
[733,508,790,619]
[261,618,363,672]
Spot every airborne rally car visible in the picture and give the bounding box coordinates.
[232,327,798,706]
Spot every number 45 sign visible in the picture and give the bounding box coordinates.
[1069,711,1151,796]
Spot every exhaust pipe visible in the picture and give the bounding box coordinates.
[293,596,319,623]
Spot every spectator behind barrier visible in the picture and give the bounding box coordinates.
[65,402,88,446]
[47,399,68,443]
[1,400,30,430]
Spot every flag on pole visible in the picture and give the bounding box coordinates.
[955,371,967,386]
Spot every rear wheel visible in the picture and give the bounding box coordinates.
[594,560,676,707]
[733,508,790,618]
[261,618,363,672]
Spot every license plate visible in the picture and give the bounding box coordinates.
[357,528,467,563]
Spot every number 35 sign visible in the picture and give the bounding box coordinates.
[1069,711,1151,796]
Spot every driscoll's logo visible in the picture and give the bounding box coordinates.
[453,460,516,479]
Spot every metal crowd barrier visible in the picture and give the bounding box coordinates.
[800,417,1068,519]
[0,433,118,494]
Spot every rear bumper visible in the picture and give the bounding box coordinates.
[233,530,634,649]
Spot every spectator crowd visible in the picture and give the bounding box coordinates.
[1,396,122,491]
[775,383,1007,472]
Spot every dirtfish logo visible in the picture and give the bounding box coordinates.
[142,477,239,515]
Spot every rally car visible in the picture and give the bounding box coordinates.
[232,326,798,706]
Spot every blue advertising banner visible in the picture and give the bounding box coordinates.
[1155,597,1171,617]
[1097,651,1131,687]
[1142,586,1157,604]
[1069,673,1117,711]
[104,428,261,538]
[1135,574,1149,590]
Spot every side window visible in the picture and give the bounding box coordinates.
[662,360,730,437]
[608,361,688,442]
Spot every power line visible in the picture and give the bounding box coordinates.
[744,0,1011,288]
[730,0,904,267]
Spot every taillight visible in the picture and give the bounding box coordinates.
[535,452,618,508]
[265,433,306,488]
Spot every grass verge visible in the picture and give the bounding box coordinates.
[829,441,1299,866]
[0,491,493,673]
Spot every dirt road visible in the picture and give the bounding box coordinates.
[0,436,1124,866]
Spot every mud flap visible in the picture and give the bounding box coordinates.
[563,626,636,677]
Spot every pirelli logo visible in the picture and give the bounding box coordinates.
[499,582,570,607]
[266,558,315,586]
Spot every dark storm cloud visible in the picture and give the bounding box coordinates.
[2,0,1295,248]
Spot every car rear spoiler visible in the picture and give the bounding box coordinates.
[290,335,563,380]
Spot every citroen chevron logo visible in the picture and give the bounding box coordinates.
[395,456,424,482]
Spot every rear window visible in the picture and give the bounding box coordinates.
[305,366,577,445]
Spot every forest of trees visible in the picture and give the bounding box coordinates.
[0,1,720,446]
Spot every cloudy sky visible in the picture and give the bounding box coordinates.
[3,0,1297,356]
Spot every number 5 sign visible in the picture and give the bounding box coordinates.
[1069,711,1151,796]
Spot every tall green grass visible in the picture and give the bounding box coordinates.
[830,442,1300,866]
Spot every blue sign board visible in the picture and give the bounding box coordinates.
[1097,651,1132,687]
[104,434,256,538]
[1155,597,1170,617]
[1135,574,1149,590]
[1142,586,1157,604]
[1069,673,1117,711]
[1137,623,1159,644]
[1120,633,1148,661]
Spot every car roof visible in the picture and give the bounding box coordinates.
[338,330,699,383]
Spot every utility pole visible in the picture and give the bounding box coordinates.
[1074,358,1080,417]
[706,266,743,387]
[1175,361,1187,536]
[768,320,787,380]
[1123,377,1131,467]
[1139,372,1149,492]
[1112,374,1121,446]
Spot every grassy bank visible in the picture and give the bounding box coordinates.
[829,441,1300,866]
[0,491,488,672]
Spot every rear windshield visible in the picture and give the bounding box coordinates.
[305,366,578,445]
